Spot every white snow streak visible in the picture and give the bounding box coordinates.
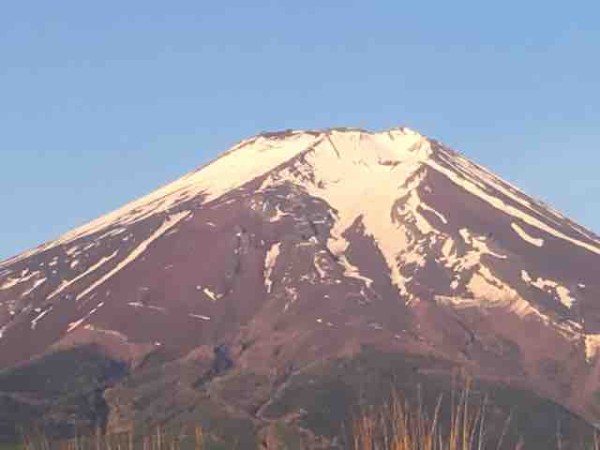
[189,314,211,321]
[31,307,52,329]
[48,250,120,300]
[127,302,165,312]
[75,211,190,301]
[65,246,80,257]
[420,202,449,224]
[264,243,282,293]
[511,223,544,247]
[338,255,374,288]
[21,278,47,297]
[67,302,104,333]
[427,157,600,256]
[0,271,38,290]
[203,288,218,301]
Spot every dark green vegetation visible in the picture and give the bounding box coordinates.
[0,346,596,449]
[0,346,126,442]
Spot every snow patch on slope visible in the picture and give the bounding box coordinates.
[264,243,282,294]
[511,223,544,247]
[203,287,219,302]
[189,314,211,321]
[585,335,600,362]
[521,270,575,309]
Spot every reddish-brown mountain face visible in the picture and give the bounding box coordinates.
[0,128,599,448]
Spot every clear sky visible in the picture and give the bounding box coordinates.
[1,1,599,260]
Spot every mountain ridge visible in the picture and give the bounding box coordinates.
[4,126,598,268]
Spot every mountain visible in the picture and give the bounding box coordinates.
[0,127,599,448]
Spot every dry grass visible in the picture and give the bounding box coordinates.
[22,426,205,450]
[352,384,600,450]
[352,382,489,450]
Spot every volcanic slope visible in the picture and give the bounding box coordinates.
[0,128,599,448]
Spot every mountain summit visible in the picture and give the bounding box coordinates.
[1,128,599,447]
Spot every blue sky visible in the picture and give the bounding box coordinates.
[1,1,599,259]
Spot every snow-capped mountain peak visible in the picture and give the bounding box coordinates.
[0,126,599,439]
